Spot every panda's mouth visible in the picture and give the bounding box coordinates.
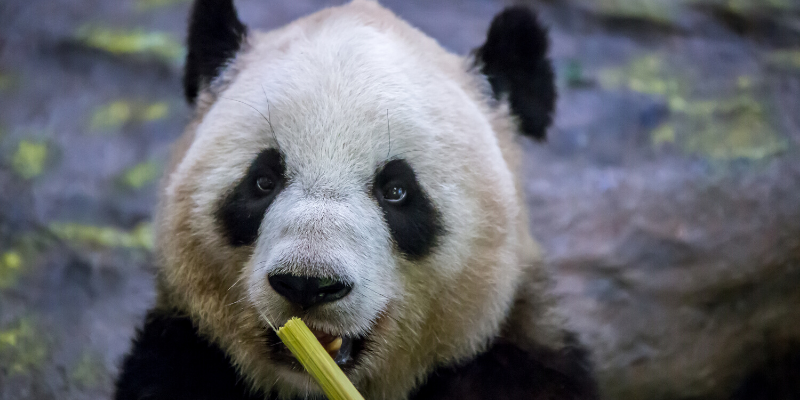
[266,326,365,371]
[308,329,355,364]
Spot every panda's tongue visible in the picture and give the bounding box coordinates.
[310,329,352,364]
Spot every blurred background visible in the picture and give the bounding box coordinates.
[0,0,798,399]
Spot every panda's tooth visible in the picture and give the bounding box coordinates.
[325,337,343,355]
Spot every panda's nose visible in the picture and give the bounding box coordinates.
[268,274,352,309]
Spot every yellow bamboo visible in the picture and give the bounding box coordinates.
[276,317,365,400]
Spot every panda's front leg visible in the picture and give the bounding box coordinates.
[115,309,267,400]
[411,339,598,400]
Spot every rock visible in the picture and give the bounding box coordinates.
[524,1,800,398]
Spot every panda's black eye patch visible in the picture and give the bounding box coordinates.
[216,148,285,247]
[374,159,444,259]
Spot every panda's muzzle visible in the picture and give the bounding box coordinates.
[268,274,353,310]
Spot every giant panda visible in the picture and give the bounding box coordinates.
[115,1,597,399]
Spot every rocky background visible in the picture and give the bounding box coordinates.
[0,0,798,399]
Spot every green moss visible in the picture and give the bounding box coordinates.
[75,26,185,64]
[0,72,16,92]
[70,351,106,389]
[0,318,49,376]
[681,93,786,159]
[765,50,800,70]
[651,123,676,146]
[602,54,786,160]
[136,0,190,11]
[685,0,800,13]
[603,0,675,22]
[572,0,679,23]
[11,140,48,180]
[600,55,686,100]
[0,251,23,289]
[119,161,160,189]
[141,102,169,121]
[0,239,42,290]
[577,0,799,19]
[90,101,132,131]
[89,100,170,131]
[49,222,154,251]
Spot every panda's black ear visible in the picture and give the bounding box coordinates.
[474,6,556,141]
[183,0,248,104]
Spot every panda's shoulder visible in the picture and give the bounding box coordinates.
[115,310,265,400]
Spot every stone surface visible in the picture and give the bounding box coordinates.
[0,0,798,399]
[521,2,800,398]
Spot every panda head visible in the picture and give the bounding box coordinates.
[157,0,555,398]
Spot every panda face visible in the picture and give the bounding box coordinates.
[157,1,552,398]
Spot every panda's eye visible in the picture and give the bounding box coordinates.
[382,183,407,204]
[255,176,276,194]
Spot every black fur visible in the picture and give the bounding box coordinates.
[215,148,285,247]
[115,311,265,400]
[475,6,556,141]
[373,159,444,259]
[184,0,248,104]
[730,342,800,400]
[413,339,598,400]
[117,311,596,400]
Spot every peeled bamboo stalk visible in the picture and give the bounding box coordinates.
[276,317,365,400]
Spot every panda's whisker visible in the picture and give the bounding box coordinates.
[358,282,391,301]
[227,274,248,292]
[251,262,270,274]
[258,310,278,332]
[220,96,278,146]
[227,296,249,306]
[260,84,281,151]
[386,109,392,160]
[360,277,399,303]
